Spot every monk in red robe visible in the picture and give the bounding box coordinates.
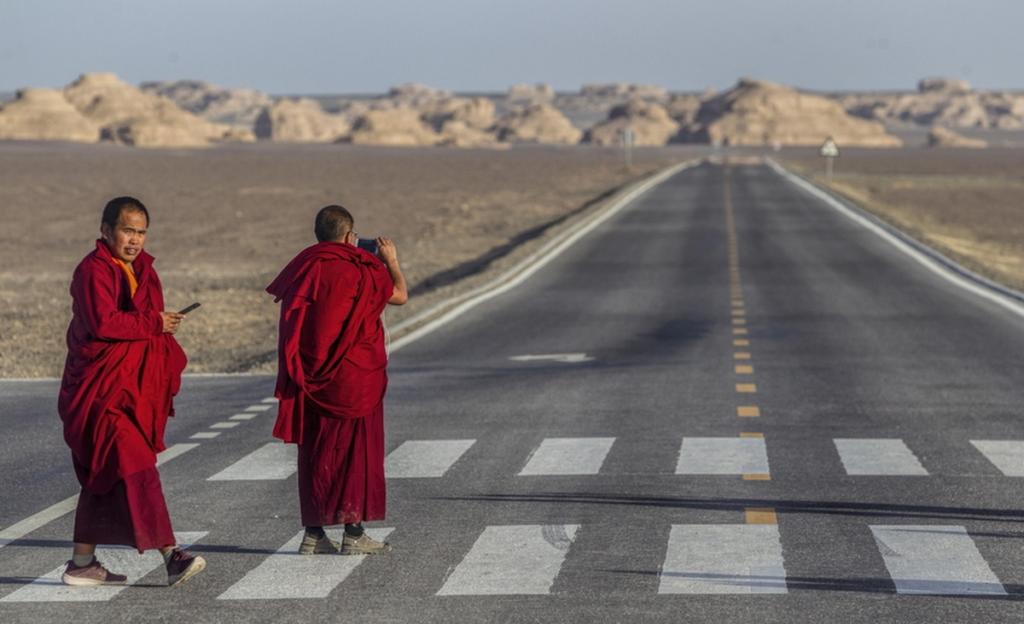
[267,204,408,555]
[58,196,206,587]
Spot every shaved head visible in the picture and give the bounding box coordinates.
[314,205,354,243]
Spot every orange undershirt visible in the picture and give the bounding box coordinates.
[111,258,138,298]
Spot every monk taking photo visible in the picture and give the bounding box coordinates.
[58,196,206,587]
[267,204,408,555]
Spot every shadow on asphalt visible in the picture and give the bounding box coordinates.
[435,493,1024,523]
[605,569,1023,600]
[0,538,278,556]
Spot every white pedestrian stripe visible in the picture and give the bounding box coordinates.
[509,353,594,363]
[208,443,297,481]
[970,440,1024,476]
[386,440,475,478]
[1,532,206,602]
[871,525,1005,595]
[659,524,787,594]
[229,413,259,421]
[210,422,241,430]
[218,529,393,600]
[260,397,278,404]
[437,525,579,595]
[518,437,615,476]
[833,439,928,476]
[156,443,199,467]
[675,437,769,475]
[190,432,221,440]
[245,404,273,412]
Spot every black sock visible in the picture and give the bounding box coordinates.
[344,523,364,537]
[305,526,326,540]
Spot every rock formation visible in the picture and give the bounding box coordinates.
[681,78,901,147]
[584,99,679,146]
[840,78,1024,129]
[140,80,272,129]
[927,126,988,148]
[64,73,249,147]
[0,88,99,142]
[495,104,582,144]
[254,98,351,142]
[347,108,442,146]
[507,83,555,104]
[579,83,668,101]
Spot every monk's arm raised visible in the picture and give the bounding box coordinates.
[74,265,163,340]
[377,237,408,305]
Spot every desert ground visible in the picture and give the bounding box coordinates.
[780,147,1024,293]
[0,142,699,377]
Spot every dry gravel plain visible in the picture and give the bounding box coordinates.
[782,147,1024,293]
[0,142,700,377]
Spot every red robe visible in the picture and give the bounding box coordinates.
[267,242,393,526]
[58,240,186,551]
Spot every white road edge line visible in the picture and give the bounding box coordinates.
[388,159,701,353]
[767,158,1024,321]
[0,442,198,549]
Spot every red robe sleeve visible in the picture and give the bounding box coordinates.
[71,260,162,341]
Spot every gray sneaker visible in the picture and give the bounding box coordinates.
[299,533,341,555]
[341,532,392,555]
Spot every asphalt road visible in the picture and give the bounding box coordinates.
[1,161,1022,623]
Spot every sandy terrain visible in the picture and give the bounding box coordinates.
[0,142,699,377]
[781,147,1024,293]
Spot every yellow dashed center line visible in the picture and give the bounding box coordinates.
[745,507,778,524]
[737,406,761,418]
[732,328,748,335]
[733,339,750,347]
[735,365,754,374]
[734,352,751,360]
[736,383,757,393]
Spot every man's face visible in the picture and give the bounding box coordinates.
[101,209,148,263]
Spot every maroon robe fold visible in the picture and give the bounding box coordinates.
[267,242,393,526]
[58,240,186,551]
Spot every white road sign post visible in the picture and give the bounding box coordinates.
[622,126,635,170]
[820,137,839,181]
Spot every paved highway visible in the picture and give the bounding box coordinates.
[1,161,1022,622]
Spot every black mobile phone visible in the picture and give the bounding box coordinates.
[178,302,201,315]
[356,238,379,255]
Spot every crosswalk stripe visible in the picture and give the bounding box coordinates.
[833,439,928,476]
[518,437,615,476]
[385,440,475,478]
[245,405,273,412]
[675,437,769,475]
[218,528,393,600]
[208,442,297,481]
[1,531,206,602]
[659,524,787,594]
[969,440,1024,476]
[229,413,259,421]
[870,525,1005,595]
[190,432,221,440]
[437,525,579,595]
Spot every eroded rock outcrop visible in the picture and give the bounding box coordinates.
[0,88,99,142]
[64,73,248,147]
[682,78,901,147]
[254,98,351,142]
[927,126,988,148]
[584,99,679,146]
[141,80,272,129]
[840,78,1024,129]
[494,104,582,144]
[347,108,442,146]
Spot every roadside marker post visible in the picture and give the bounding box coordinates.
[820,137,839,181]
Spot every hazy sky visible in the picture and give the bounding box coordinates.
[2,0,1021,94]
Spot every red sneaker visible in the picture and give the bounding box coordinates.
[61,559,128,586]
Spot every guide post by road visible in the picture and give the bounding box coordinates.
[622,126,635,171]
[820,136,839,181]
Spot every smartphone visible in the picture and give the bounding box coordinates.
[178,302,201,315]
